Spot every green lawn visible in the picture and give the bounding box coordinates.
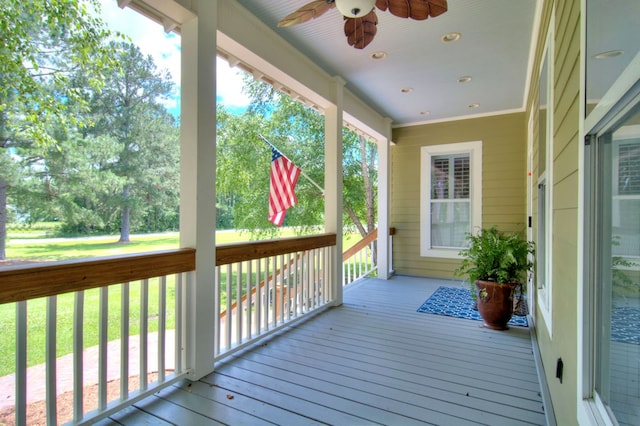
[1,229,363,376]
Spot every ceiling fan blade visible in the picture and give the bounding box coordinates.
[376,0,448,20]
[344,10,378,49]
[278,0,336,27]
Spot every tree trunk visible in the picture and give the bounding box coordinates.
[359,135,377,265]
[0,179,7,260]
[119,185,131,243]
[344,203,367,237]
[359,135,375,234]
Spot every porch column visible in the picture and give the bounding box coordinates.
[325,77,345,306]
[377,118,393,278]
[179,0,217,380]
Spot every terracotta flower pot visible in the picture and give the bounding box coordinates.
[475,280,517,330]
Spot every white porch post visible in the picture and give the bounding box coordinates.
[377,118,393,278]
[325,77,345,306]
[180,0,217,380]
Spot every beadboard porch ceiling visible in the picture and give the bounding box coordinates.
[236,0,539,126]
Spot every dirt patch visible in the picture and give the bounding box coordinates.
[0,373,158,426]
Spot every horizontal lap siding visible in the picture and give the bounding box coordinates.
[391,113,527,278]
[550,1,581,423]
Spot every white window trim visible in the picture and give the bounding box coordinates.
[537,22,554,335]
[420,141,482,258]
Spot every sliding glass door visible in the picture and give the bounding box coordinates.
[588,103,640,425]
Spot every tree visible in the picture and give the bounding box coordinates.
[216,77,378,239]
[85,41,177,242]
[0,0,120,259]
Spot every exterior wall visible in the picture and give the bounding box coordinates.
[391,112,527,278]
[526,1,581,424]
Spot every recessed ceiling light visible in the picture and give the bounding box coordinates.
[593,50,624,59]
[370,51,387,60]
[400,87,414,93]
[457,76,472,83]
[468,103,480,108]
[419,111,431,116]
[441,32,461,43]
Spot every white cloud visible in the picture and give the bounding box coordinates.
[97,0,251,112]
[216,59,252,109]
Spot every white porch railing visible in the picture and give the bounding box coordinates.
[214,234,337,359]
[342,229,378,286]
[0,249,195,425]
[0,233,342,424]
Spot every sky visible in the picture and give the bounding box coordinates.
[97,0,251,116]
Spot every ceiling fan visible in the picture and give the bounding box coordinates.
[278,0,448,49]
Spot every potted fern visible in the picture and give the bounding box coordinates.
[455,226,534,330]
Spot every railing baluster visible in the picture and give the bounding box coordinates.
[158,276,166,383]
[246,260,253,340]
[175,272,184,374]
[312,250,317,308]
[263,257,271,331]
[16,301,27,426]
[235,262,242,346]
[308,251,312,310]
[278,255,285,325]
[98,287,108,411]
[214,267,221,357]
[120,282,130,400]
[320,247,328,304]
[268,256,278,328]
[255,259,262,336]
[46,295,57,422]
[292,252,299,317]
[314,249,322,306]
[300,252,306,313]
[286,253,292,321]
[140,279,149,392]
[225,264,232,350]
[73,292,84,423]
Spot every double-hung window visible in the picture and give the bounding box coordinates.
[420,141,482,258]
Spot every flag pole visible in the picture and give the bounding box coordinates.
[259,134,325,195]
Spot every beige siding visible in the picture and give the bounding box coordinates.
[525,1,582,424]
[391,112,527,278]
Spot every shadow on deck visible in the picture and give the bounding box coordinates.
[98,276,552,425]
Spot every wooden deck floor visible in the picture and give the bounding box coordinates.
[98,276,551,425]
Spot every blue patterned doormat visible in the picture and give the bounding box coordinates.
[417,286,529,328]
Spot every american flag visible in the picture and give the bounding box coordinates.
[268,146,301,226]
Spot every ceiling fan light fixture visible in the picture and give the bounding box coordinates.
[370,51,387,60]
[457,76,472,83]
[468,103,480,109]
[335,0,376,18]
[400,87,414,93]
[441,32,461,43]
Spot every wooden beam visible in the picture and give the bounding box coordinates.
[0,248,196,304]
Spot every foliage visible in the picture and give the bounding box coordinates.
[455,226,534,285]
[216,75,378,238]
[0,0,122,260]
[76,41,178,240]
[0,0,124,145]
